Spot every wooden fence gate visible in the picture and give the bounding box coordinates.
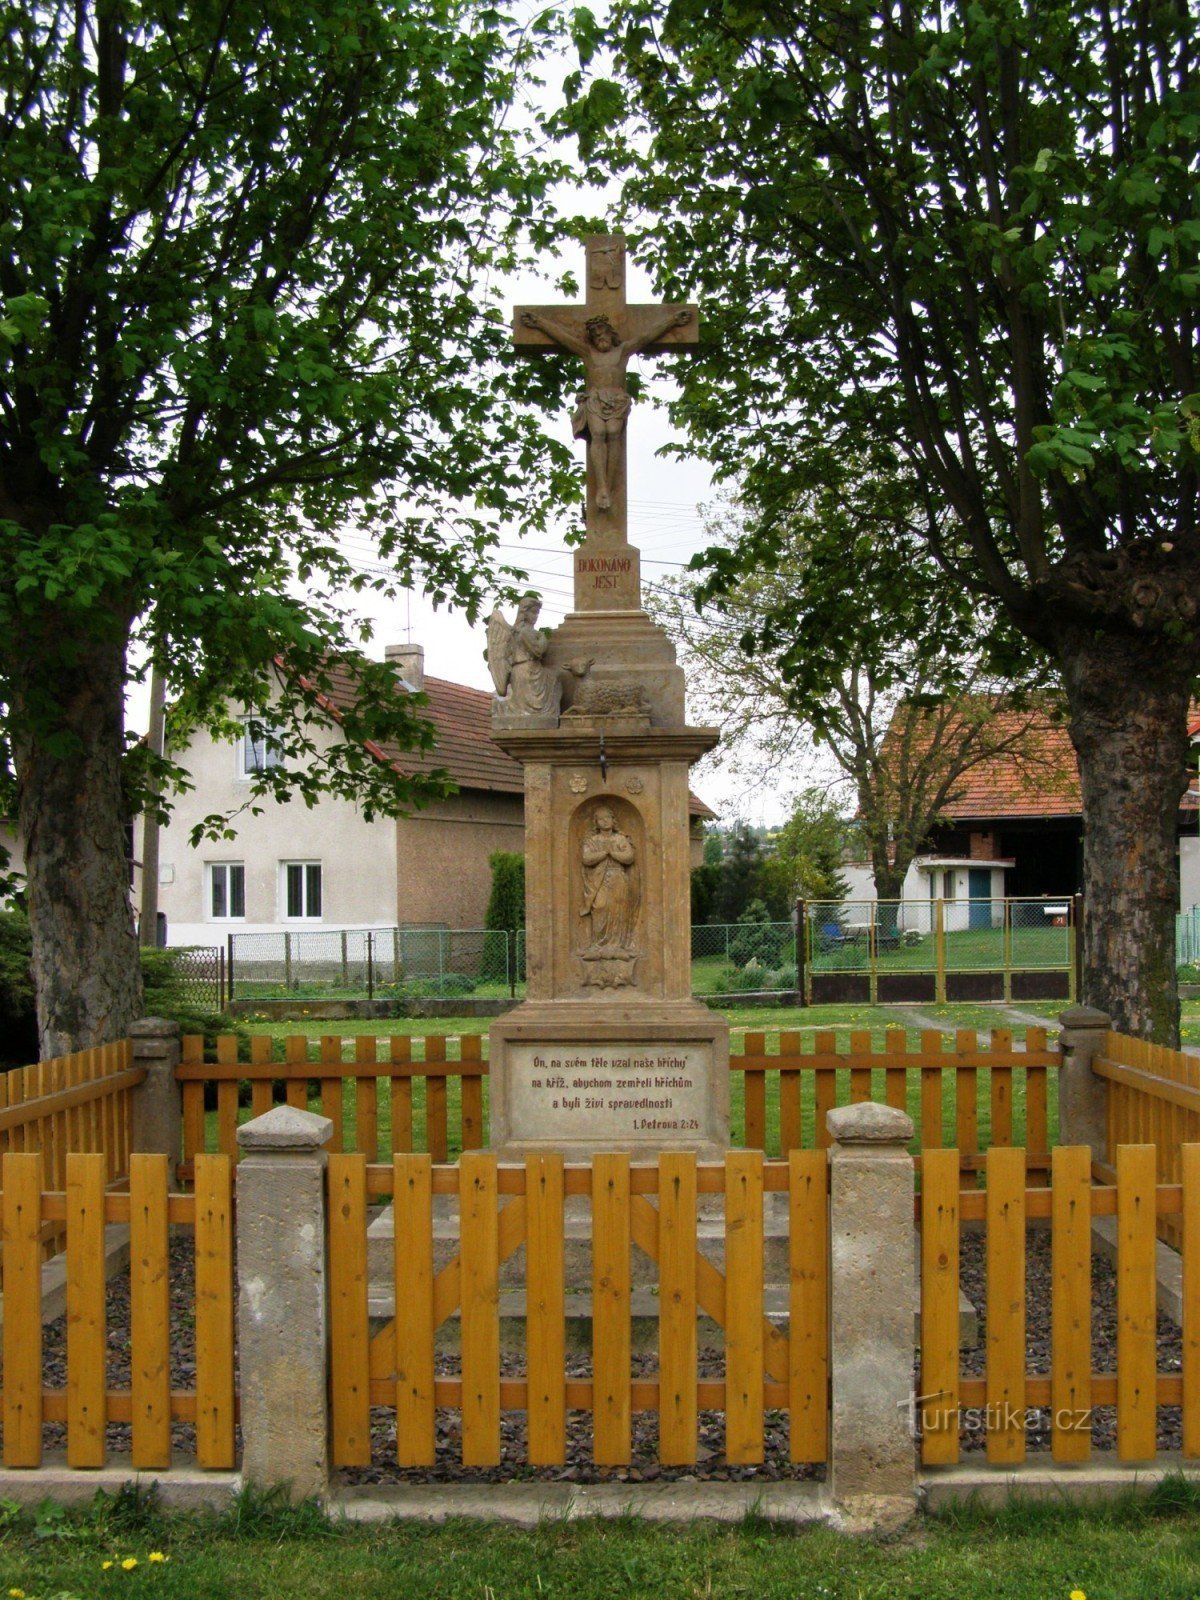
[326,1150,830,1470]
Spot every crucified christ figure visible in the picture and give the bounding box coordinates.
[520,306,693,512]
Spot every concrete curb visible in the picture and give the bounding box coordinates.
[331,1480,831,1526]
[0,1461,239,1511]
[920,1455,1200,1510]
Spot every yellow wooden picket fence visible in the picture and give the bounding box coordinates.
[326,1150,829,1471]
[0,1150,236,1470]
[920,1142,1200,1467]
[181,1026,1059,1175]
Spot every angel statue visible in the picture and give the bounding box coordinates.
[487,595,589,724]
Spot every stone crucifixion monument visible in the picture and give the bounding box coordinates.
[487,235,729,1159]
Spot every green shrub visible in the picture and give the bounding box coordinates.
[728,900,786,968]
[483,851,524,981]
[0,907,38,1065]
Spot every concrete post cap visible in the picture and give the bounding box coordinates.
[1058,1006,1112,1031]
[826,1101,914,1145]
[236,1104,333,1151]
[129,1016,182,1038]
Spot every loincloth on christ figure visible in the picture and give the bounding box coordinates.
[572,386,631,441]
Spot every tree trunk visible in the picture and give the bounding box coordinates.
[1059,630,1191,1045]
[13,626,143,1057]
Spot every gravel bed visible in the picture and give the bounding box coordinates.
[30,1239,212,1462]
[936,1228,1183,1455]
[341,1354,823,1488]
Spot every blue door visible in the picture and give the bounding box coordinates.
[968,869,992,930]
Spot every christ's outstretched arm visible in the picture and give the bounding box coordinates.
[520,309,590,360]
[618,307,692,360]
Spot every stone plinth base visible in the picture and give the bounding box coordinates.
[488,999,729,1160]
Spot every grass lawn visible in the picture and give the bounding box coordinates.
[5,1489,1200,1599]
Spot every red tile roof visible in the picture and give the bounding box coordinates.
[930,706,1199,821]
[301,661,716,817]
[938,711,1082,820]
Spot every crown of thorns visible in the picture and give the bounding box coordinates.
[585,315,619,339]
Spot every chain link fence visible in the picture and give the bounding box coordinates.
[228,922,801,1001]
[229,927,511,1000]
[1178,906,1200,969]
[690,920,798,997]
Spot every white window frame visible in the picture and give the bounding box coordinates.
[208,862,246,921]
[282,860,323,921]
[237,715,284,779]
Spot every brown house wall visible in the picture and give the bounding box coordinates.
[395,791,525,927]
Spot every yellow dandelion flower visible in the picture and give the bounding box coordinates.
[122,1557,139,1571]
[148,1552,167,1563]
[1070,1591,1087,1600]
[102,1561,114,1571]
[9,1587,26,1598]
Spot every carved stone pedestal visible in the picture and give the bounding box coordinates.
[489,698,729,1160]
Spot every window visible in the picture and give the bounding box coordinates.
[942,869,957,900]
[238,716,283,778]
[283,861,322,920]
[209,863,246,920]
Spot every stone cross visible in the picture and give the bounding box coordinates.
[514,235,698,612]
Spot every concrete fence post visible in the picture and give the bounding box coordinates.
[128,1017,182,1164]
[1057,1005,1112,1167]
[235,1105,333,1503]
[827,1100,917,1530]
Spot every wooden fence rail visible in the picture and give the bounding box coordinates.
[0,1041,143,1257]
[326,1149,828,1472]
[1093,1031,1200,1217]
[0,1151,236,1470]
[181,1027,1059,1175]
[919,1142,1200,1468]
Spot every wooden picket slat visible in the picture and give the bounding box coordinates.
[181,1032,206,1169]
[658,1151,698,1465]
[788,1149,828,1463]
[249,1036,274,1120]
[3,1152,44,1465]
[526,1154,566,1465]
[215,1035,240,1158]
[849,1030,872,1104]
[425,1038,449,1161]
[193,1154,236,1468]
[1184,1143,1200,1458]
[393,1153,435,1466]
[66,1151,107,1467]
[353,1037,378,1160]
[1051,1144,1092,1461]
[884,1028,908,1115]
[744,1033,768,1151]
[921,1066,943,1149]
[390,1038,414,1156]
[329,1154,371,1466]
[814,1030,837,1147]
[285,1036,309,1111]
[989,1030,1014,1148]
[130,1153,172,1470]
[459,1152,500,1466]
[592,1152,631,1465]
[725,1151,764,1464]
[985,1145,1025,1463]
[779,1033,802,1154]
[920,1148,960,1465]
[1116,1143,1157,1461]
[461,1037,485,1152]
[320,1036,344,1151]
